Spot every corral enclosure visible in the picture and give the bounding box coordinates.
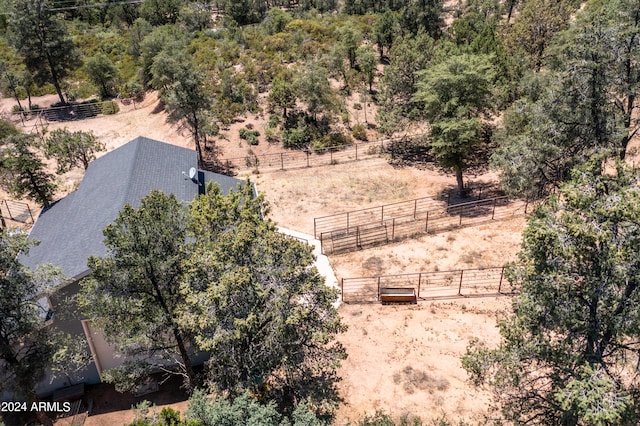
[0,93,527,425]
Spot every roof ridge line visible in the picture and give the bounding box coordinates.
[120,136,146,210]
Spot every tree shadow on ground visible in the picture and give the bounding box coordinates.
[383,135,434,169]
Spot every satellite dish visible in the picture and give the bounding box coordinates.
[189,167,197,179]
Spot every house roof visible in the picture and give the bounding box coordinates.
[19,136,245,280]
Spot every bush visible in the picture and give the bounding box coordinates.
[100,101,120,115]
[352,123,368,141]
[268,113,280,128]
[29,104,40,111]
[122,80,145,101]
[239,127,260,145]
[264,127,280,143]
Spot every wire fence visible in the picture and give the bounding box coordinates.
[319,196,529,255]
[341,267,512,303]
[0,199,35,227]
[219,134,428,173]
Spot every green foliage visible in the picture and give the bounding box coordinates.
[376,31,435,135]
[8,0,81,104]
[85,53,119,99]
[503,0,573,70]
[356,45,377,92]
[492,0,638,197]
[295,61,337,121]
[184,390,328,426]
[239,127,260,145]
[374,10,400,59]
[414,53,495,191]
[140,0,181,26]
[268,71,297,118]
[463,160,640,424]
[0,229,64,407]
[352,123,368,141]
[44,128,105,173]
[0,132,57,206]
[80,183,345,415]
[182,183,346,415]
[100,100,120,115]
[79,191,198,391]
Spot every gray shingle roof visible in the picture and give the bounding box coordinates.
[19,136,245,280]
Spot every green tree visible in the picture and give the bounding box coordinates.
[8,0,81,105]
[181,182,346,415]
[44,128,106,173]
[79,191,198,391]
[295,61,336,122]
[493,7,629,198]
[589,0,640,159]
[0,230,65,426]
[149,47,213,168]
[337,24,362,69]
[139,0,181,26]
[0,133,57,206]
[463,160,640,424]
[357,45,377,92]
[376,31,434,135]
[268,70,297,118]
[177,2,212,33]
[414,53,495,192]
[85,53,119,99]
[400,0,444,39]
[374,10,399,59]
[504,0,573,70]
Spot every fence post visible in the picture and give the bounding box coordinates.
[346,212,350,233]
[414,199,417,219]
[525,199,529,214]
[417,273,421,299]
[280,152,284,170]
[355,143,358,160]
[392,218,395,240]
[492,197,497,219]
[28,205,33,223]
[0,211,5,228]
[458,270,464,296]
[381,205,384,223]
[356,226,360,248]
[425,211,429,232]
[341,278,344,302]
[320,232,324,254]
[314,218,317,239]
[498,267,504,293]
[306,151,310,167]
[5,201,13,220]
[459,209,463,226]
[377,276,381,301]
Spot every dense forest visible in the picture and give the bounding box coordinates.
[0,0,640,425]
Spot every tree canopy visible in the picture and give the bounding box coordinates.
[80,182,346,417]
[0,229,65,426]
[414,52,495,192]
[463,160,640,424]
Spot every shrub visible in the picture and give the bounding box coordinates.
[122,80,145,101]
[100,101,120,115]
[268,113,280,128]
[29,104,40,111]
[239,127,260,145]
[264,127,280,143]
[352,123,368,141]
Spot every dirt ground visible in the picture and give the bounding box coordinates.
[0,93,525,425]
